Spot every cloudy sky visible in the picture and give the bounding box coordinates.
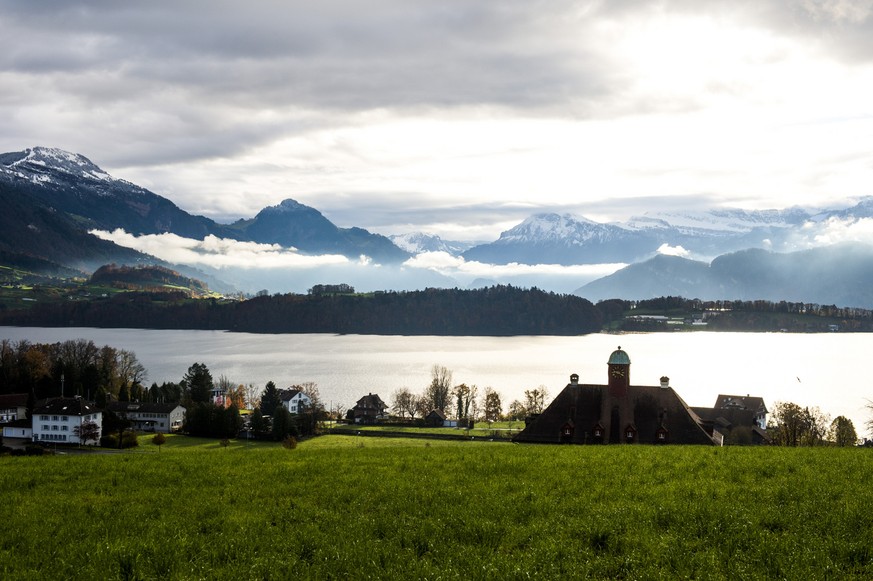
[2,1,873,242]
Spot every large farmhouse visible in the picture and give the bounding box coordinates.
[515,347,730,445]
[32,397,103,445]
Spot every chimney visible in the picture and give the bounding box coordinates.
[660,376,670,389]
[570,373,579,385]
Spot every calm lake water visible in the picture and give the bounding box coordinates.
[1,326,870,435]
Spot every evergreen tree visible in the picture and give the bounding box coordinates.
[183,363,213,404]
[260,381,280,416]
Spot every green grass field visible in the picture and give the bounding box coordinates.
[2,435,871,579]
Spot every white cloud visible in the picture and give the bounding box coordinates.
[403,251,625,280]
[656,243,690,257]
[90,229,349,269]
[813,217,873,245]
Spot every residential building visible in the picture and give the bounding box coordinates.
[351,393,388,424]
[32,397,102,445]
[0,393,27,423]
[279,388,312,414]
[107,401,186,433]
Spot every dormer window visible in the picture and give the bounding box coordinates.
[656,426,669,443]
[625,425,637,442]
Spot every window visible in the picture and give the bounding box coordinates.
[62,416,68,421]
[40,415,49,421]
[62,425,68,431]
[42,425,50,431]
[52,425,58,431]
[52,416,59,421]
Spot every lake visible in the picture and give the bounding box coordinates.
[1,326,870,436]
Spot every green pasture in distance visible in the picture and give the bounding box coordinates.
[1,439,872,579]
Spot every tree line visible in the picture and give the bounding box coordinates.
[0,285,607,335]
[387,364,551,425]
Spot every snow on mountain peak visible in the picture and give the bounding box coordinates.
[0,146,114,185]
[500,213,606,243]
[389,232,474,255]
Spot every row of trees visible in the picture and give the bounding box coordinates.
[0,338,146,403]
[388,364,551,423]
[767,401,860,446]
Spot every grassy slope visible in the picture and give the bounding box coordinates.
[1,435,872,579]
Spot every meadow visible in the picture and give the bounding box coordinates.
[1,435,872,580]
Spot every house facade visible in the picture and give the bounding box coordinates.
[351,393,388,424]
[279,388,312,414]
[32,397,102,445]
[107,401,186,433]
[692,395,770,445]
[0,393,27,424]
[514,347,717,445]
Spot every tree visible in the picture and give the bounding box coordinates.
[453,383,477,421]
[260,381,280,416]
[73,420,100,446]
[243,383,260,409]
[423,364,452,412]
[152,432,166,452]
[829,416,858,447]
[272,406,297,441]
[768,401,830,446]
[507,400,526,422]
[391,387,417,420]
[524,386,549,415]
[183,363,213,404]
[867,400,873,439]
[483,387,502,423]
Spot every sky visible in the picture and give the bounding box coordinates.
[3,0,873,245]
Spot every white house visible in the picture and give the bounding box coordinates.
[0,393,28,424]
[32,397,103,445]
[2,420,32,440]
[107,401,186,433]
[279,388,312,414]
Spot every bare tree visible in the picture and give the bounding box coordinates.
[866,400,873,439]
[243,383,261,409]
[392,387,418,420]
[524,386,549,415]
[423,364,452,412]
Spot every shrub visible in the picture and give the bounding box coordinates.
[282,435,298,450]
[100,431,139,449]
[24,445,50,456]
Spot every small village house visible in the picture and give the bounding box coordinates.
[0,393,27,424]
[279,388,312,414]
[107,401,186,433]
[351,393,388,423]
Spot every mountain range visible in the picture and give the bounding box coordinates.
[3,146,873,307]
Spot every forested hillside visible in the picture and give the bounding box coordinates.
[0,286,605,336]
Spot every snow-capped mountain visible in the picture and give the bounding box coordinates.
[463,201,873,266]
[463,213,653,265]
[0,147,115,185]
[625,207,812,234]
[389,232,475,255]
